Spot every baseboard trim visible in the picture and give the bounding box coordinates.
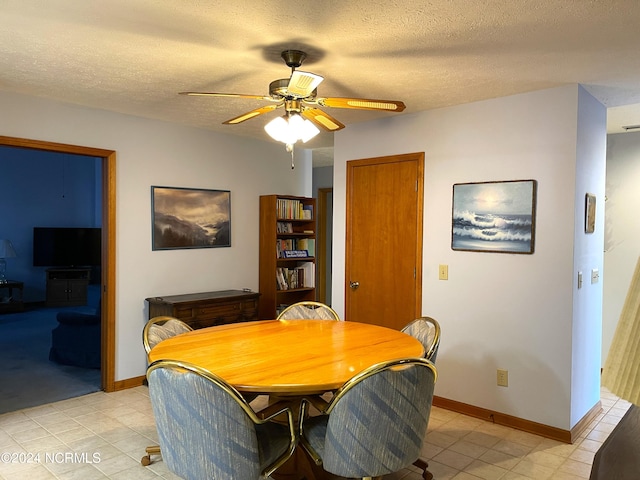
[113,375,146,391]
[433,395,601,444]
[570,401,602,443]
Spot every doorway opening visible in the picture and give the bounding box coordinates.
[0,135,116,413]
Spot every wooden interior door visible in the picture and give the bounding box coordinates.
[345,152,424,330]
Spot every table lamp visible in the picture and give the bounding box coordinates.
[0,239,17,284]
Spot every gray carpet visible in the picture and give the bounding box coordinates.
[0,297,101,415]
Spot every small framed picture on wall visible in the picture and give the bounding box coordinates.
[585,193,596,234]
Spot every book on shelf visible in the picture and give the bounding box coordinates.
[302,204,313,219]
[283,250,309,258]
[300,262,315,288]
[276,268,288,290]
[275,263,315,290]
[277,222,293,233]
[297,238,315,257]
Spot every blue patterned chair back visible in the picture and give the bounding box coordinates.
[302,357,437,478]
[143,316,193,354]
[277,301,341,320]
[147,360,295,480]
[401,317,441,362]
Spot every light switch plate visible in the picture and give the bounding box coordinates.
[439,264,448,280]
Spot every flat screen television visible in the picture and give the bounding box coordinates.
[33,227,101,267]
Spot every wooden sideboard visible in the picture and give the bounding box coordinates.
[145,289,260,330]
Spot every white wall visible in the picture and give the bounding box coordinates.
[571,87,606,426]
[0,91,312,381]
[603,132,640,363]
[331,85,606,430]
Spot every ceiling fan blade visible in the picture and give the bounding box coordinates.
[287,71,324,97]
[180,92,276,101]
[315,97,406,112]
[222,104,281,125]
[301,108,345,132]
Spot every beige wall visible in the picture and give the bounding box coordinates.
[330,85,606,430]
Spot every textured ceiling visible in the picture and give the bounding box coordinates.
[2,0,640,166]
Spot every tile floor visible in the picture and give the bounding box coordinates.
[0,387,630,479]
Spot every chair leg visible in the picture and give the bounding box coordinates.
[141,445,161,466]
[413,458,433,480]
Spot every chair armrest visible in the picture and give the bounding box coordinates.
[256,403,298,478]
[298,398,324,466]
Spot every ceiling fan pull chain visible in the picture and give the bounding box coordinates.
[286,143,295,169]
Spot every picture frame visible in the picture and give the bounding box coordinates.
[151,186,231,250]
[451,179,537,254]
[585,193,596,234]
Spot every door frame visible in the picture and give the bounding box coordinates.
[0,135,116,392]
[345,152,424,323]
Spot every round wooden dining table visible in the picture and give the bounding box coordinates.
[147,319,424,395]
[148,319,425,480]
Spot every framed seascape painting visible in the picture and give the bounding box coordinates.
[451,179,537,254]
[151,186,231,250]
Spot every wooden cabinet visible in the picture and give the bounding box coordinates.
[259,195,316,319]
[145,289,260,330]
[46,268,91,307]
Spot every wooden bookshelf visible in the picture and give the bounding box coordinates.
[259,195,317,319]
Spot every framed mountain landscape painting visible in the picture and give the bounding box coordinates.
[451,179,537,254]
[152,186,231,250]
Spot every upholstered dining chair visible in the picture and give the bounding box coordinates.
[401,316,441,363]
[147,359,297,480]
[299,357,437,480]
[142,316,193,355]
[141,316,194,466]
[277,301,341,320]
[401,316,441,478]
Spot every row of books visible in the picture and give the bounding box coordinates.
[276,263,315,290]
[277,221,315,235]
[276,198,314,220]
[276,238,315,258]
[276,222,294,233]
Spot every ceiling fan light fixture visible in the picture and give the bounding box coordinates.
[264,113,319,145]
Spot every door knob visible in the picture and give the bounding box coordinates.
[349,281,360,290]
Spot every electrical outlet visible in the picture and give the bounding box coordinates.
[439,264,448,280]
[497,369,509,387]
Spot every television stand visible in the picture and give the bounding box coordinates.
[45,268,91,307]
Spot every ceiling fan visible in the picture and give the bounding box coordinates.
[179,49,406,137]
